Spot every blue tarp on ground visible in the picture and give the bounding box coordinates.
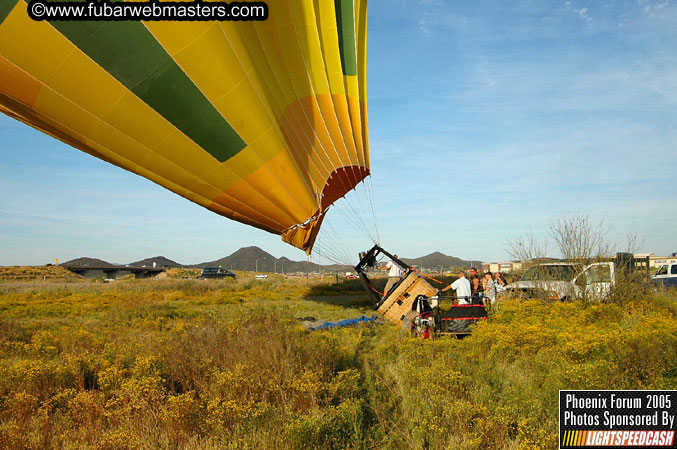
[308,315,378,331]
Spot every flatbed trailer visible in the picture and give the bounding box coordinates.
[355,245,487,337]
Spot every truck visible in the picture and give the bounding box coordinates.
[651,262,677,288]
[503,260,622,301]
[502,263,581,300]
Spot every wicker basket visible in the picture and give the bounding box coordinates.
[377,271,437,326]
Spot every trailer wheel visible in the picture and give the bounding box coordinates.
[444,319,474,334]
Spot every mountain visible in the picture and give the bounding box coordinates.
[275,256,348,274]
[191,246,275,271]
[190,246,338,273]
[62,247,479,274]
[128,256,181,268]
[400,252,479,272]
[192,247,476,273]
[61,257,116,268]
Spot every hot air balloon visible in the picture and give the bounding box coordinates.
[0,0,370,254]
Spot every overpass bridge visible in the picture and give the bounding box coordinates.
[64,266,164,280]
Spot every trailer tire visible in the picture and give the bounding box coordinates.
[444,319,474,334]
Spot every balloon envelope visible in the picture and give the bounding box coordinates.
[0,0,370,254]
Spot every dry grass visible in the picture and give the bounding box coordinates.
[0,275,675,449]
[0,266,83,283]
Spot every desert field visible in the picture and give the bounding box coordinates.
[0,271,675,449]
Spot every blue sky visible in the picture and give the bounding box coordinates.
[1,0,676,266]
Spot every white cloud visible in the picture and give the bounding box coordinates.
[640,0,669,17]
[574,7,593,22]
[418,19,433,37]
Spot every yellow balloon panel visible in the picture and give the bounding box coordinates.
[0,0,370,254]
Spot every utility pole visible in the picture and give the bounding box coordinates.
[256,257,266,272]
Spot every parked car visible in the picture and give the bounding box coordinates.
[503,263,580,300]
[255,274,269,279]
[503,262,616,301]
[199,267,236,279]
[651,263,677,288]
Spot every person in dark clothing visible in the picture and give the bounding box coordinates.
[469,267,484,304]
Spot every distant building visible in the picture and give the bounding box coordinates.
[481,253,677,274]
[641,253,677,268]
[481,262,522,273]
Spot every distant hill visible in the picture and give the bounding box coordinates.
[400,252,478,272]
[61,257,116,268]
[192,247,476,273]
[190,246,339,273]
[190,246,275,271]
[128,256,181,268]
[62,247,479,274]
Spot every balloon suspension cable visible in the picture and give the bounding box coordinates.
[366,175,381,245]
[332,180,380,247]
[311,177,380,266]
[313,224,354,266]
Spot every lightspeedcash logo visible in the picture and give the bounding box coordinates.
[562,430,675,448]
[559,390,676,449]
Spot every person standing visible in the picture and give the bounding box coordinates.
[442,270,472,304]
[469,267,483,304]
[494,271,507,294]
[380,255,405,298]
[483,272,497,304]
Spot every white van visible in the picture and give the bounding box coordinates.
[651,263,677,288]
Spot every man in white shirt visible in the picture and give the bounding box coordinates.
[380,255,405,297]
[442,270,472,304]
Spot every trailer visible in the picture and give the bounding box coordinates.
[355,245,487,337]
